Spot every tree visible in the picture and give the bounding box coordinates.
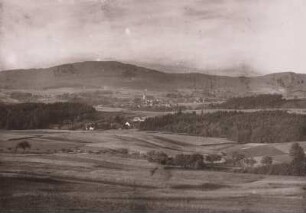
[146,151,169,165]
[190,153,205,169]
[289,143,305,160]
[261,156,273,166]
[173,153,204,169]
[289,143,306,175]
[15,141,31,152]
[243,157,257,168]
[230,152,246,166]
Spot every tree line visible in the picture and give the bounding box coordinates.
[145,143,306,176]
[139,111,306,143]
[211,94,306,109]
[146,150,205,169]
[0,102,96,129]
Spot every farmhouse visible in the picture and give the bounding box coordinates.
[124,122,131,128]
[85,123,95,131]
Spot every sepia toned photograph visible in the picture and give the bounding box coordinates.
[0,0,306,212]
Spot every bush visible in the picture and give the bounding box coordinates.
[145,151,205,169]
[146,150,169,165]
[228,152,246,166]
[242,157,256,168]
[173,153,204,169]
[205,154,222,164]
[116,148,129,155]
[15,141,31,152]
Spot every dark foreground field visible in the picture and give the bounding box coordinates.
[1,130,306,212]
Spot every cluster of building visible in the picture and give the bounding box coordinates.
[84,116,147,131]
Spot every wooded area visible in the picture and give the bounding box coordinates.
[211,94,306,109]
[0,102,96,129]
[140,111,306,143]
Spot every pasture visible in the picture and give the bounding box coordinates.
[0,129,306,212]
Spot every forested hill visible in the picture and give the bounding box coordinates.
[139,111,306,143]
[1,61,306,98]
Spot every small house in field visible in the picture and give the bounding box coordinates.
[85,123,95,131]
[124,122,131,128]
[89,126,95,131]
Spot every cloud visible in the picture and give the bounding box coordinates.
[0,0,305,75]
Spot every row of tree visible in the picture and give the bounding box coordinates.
[140,111,306,143]
[145,143,306,176]
[146,151,205,169]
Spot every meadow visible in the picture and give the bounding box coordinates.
[1,129,306,212]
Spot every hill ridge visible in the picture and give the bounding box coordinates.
[0,61,306,98]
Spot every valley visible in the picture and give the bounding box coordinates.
[1,61,306,212]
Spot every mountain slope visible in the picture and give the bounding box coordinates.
[0,61,306,98]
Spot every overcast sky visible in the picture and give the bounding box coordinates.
[0,0,306,75]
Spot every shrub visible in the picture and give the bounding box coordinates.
[261,156,273,166]
[116,148,129,155]
[205,154,222,164]
[173,153,204,169]
[229,152,246,166]
[242,157,256,168]
[146,150,169,165]
[15,141,31,152]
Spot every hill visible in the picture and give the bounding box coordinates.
[0,61,306,98]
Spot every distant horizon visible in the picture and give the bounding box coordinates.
[1,0,305,75]
[0,59,303,77]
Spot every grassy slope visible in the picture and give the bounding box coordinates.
[0,130,306,212]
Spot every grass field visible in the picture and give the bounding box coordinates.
[1,129,306,212]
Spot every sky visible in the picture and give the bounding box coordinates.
[0,0,306,75]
